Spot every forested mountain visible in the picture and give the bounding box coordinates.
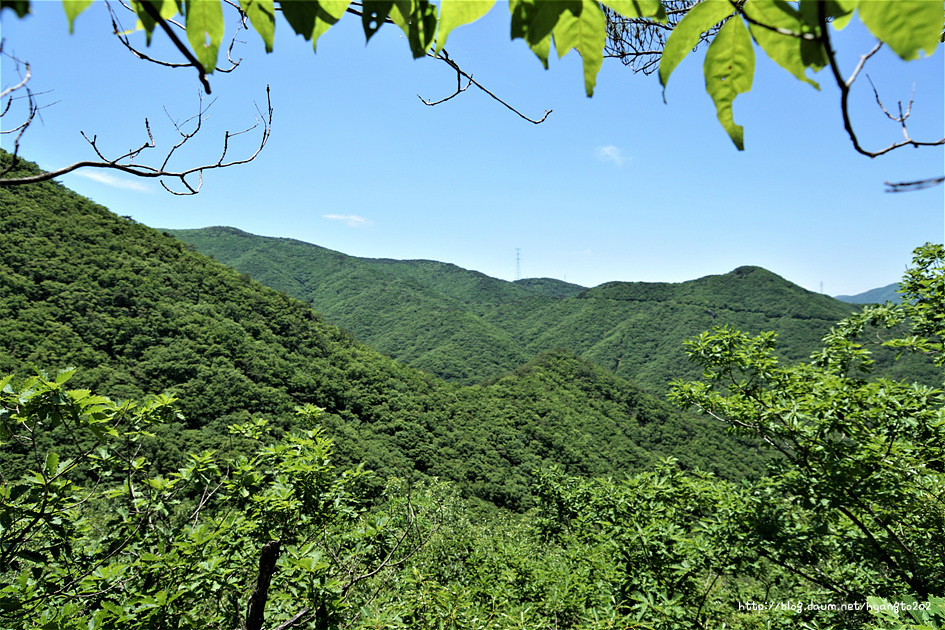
[835,282,902,304]
[168,227,860,390]
[0,154,765,509]
[4,154,944,630]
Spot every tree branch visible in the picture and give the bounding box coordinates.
[137,0,212,93]
[817,1,945,159]
[245,539,282,630]
[0,86,273,194]
[419,49,552,124]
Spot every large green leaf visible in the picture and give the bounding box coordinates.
[744,0,821,88]
[703,16,755,150]
[436,0,496,55]
[239,0,275,52]
[389,0,438,58]
[311,0,350,50]
[185,0,224,72]
[62,0,92,33]
[857,0,942,61]
[131,0,181,45]
[362,0,394,41]
[510,0,579,68]
[279,0,349,51]
[659,0,737,91]
[552,0,607,97]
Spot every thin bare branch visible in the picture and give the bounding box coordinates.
[818,2,944,159]
[420,49,551,124]
[1,86,272,194]
[885,176,945,193]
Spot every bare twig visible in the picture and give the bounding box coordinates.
[420,49,552,124]
[1,86,273,194]
[884,176,945,193]
[107,1,243,75]
[136,0,212,93]
[817,1,944,159]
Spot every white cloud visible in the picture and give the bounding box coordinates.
[323,214,374,228]
[595,145,626,167]
[74,170,152,192]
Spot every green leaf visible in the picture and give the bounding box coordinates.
[1,0,30,18]
[744,0,822,88]
[703,15,754,150]
[436,0,496,54]
[659,0,736,91]
[239,0,275,52]
[857,0,941,60]
[552,0,607,97]
[600,0,665,21]
[389,0,438,58]
[46,451,59,475]
[281,0,349,52]
[62,0,92,33]
[185,0,224,73]
[131,0,180,45]
[510,0,578,69]
[362,0,393,41]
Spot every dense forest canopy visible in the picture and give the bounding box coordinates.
[2,153,945,629]
[2,0,944,627]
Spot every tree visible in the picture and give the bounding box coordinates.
[1,0,942,191]
[0,373,443,629]
[670,243,945,604]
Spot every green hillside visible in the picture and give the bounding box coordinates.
[0,154,765,509]
[167,227,860,391]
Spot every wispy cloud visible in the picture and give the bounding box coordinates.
[595,145,626,167]
[74,170,152,192]
[323,214,374,228]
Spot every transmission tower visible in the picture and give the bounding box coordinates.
[515,248,521,281]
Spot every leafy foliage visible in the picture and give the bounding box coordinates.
[168,227,901,393]
[0,152,765,509]
[6,0,937,152]
[2,154,945,629]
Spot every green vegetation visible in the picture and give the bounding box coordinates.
[0,152,765,510]
[169,227,934,393]
[3,0,938,171]
[3,244,942,629]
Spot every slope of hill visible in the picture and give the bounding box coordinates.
[0,154,766,509]
[167,228,860,391]
[835,282,901,304]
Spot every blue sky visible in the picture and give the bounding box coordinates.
[2,1,943,295]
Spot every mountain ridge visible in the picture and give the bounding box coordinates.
[1,153,767,510]
[165,226,862,390]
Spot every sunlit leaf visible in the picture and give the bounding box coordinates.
[239,0,275,52]
[280,0,349,51]
[857,0,941,60]
[744,0,821,88]
[46,451,59,475]
[552,0,607,97]
[436,0,495,54]
[510,0,578,69]
[703,15,754,150]
[390,0,438,58]
[600,0,665,21]
[62,0,92,33]
[185,0,224,72]
[659,0,736,92]
[130,0,180,44]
